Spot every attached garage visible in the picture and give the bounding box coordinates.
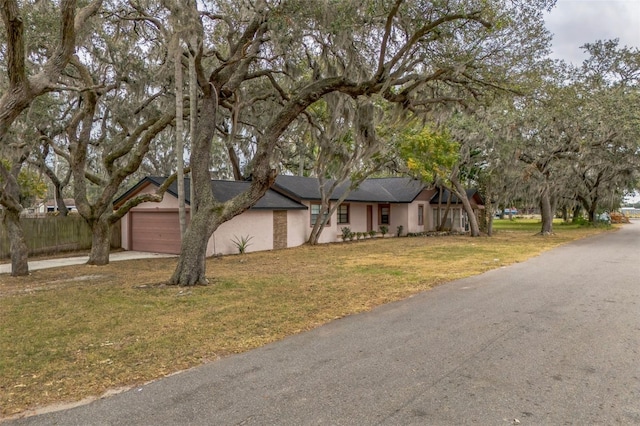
[115,177,307,256]
[129,210,183,254]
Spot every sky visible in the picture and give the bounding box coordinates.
[543,0,640,64]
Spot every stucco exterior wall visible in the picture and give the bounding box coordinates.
[346,203,369,233]
[207,210,274,256]
[389,204,408,236]
[405,201,427,234]
[286,209,309,248]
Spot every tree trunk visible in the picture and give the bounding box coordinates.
[437,192,452,231]
[572,205,582,223]
[54,186,69,216]
[308,177,335,245]
[587,204,597,223]
[478,183,488,234]
[307,199,329,245]
[2,208,29,276]
[169,90,218,286]
[87,217,111,265]
[487,212,494,237]
[168,208,213,285]
[451,179,480,237]
[487,188,494,237]
[539,187,554,235]
[188,46,197,215]
[175,44,187,238]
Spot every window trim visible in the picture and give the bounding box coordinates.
[310,202,331,227]
[337,203,350,225]
[418,204,424,226]
[378,203,390,225]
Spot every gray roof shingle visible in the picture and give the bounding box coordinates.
[273,175,426,203]
[429,188,480,204]
[116,177,307,210]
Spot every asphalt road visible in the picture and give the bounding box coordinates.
[7,223,640,425]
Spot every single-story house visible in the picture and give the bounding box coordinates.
[114,177,307,255]
[272,175,484,242]
[115,175,484,256]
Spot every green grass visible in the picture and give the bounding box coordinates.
[0,222,615,417]
[492,217,611,232]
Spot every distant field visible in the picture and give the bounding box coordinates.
[491,217,591,232]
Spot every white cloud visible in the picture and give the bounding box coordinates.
[544,0,640,64]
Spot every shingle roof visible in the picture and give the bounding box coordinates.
[116,177,307,210]
[429,188,480,204]
[273,175,426,203]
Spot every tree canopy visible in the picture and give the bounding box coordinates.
[2,0,639,280]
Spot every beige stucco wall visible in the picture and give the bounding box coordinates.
[346,203,369,233]
[286,209,309,248]
[405,201,427,234]
[207,210,274,256]
[388,203,407,236]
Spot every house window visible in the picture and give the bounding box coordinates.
[379,204,390,225]
[433,208,442,229]
[418,204,424,226]
[310,203,330,226]
[337,204,350,224]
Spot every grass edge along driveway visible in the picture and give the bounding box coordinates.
[0,220,615,417]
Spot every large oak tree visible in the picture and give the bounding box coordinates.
[163,0,554,285]
[0,0,101,276]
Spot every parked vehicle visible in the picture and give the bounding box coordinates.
[496,208,518,217]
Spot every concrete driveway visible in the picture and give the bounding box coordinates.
[0,251,175,274]
[6,224,640,425]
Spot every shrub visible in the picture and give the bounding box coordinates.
[340,227,352,242]
[231,235,253,254]
[396,225,404,237]
[379,225,388,237]
[368,230,377,238]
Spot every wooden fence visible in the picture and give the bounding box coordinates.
[0,216,121,259]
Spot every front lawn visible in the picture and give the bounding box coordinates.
[0,223,614,417]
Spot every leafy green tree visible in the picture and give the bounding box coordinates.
[306,95,397,245]
[567,41,640,222]
[160,0,554,285]
[400,123,488,236]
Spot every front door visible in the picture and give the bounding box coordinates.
[366,205,373,232]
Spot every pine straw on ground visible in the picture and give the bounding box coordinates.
[0,223,613,417]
